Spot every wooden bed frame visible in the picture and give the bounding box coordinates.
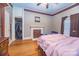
[38,45,46,56]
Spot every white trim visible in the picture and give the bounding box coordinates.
[31,27,44,40]
[23,37,32,40]
[32,38,39,41]
[22,9,24,40]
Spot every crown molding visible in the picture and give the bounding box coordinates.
[24,9,52,16]
[52,3,79,16]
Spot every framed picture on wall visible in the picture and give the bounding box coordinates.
[35,16,40,22]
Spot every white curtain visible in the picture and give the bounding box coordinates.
[63,17,70,36]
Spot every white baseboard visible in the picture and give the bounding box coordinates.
[24,37,39,41]
[32,38,38,41]
[23,37,32,40]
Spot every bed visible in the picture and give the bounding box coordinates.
[37,34,79,56]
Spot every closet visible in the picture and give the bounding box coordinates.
[70,13,79,37]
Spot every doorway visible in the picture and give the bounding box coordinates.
[61,16,70,36]
[63,17,70,36]
[15,18,22,39]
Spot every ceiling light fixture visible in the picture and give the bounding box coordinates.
[37,3,59,9]
[37,3,49,9]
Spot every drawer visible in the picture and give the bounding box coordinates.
[0,38,9,56]
[0,39,8,49]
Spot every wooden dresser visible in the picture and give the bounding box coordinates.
[0,37,8,56]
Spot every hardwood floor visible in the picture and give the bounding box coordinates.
[8,39,44,56]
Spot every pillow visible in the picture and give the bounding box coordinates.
[39,34,67,42]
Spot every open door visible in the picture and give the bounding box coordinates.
[15,18,22,40]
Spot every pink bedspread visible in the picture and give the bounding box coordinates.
[38,34,79,56]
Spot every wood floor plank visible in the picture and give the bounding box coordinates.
[8,39,43,56]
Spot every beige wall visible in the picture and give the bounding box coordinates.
[51,5,79,33]
[24,11,53,38]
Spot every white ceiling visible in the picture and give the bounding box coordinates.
[12,3,75,15]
